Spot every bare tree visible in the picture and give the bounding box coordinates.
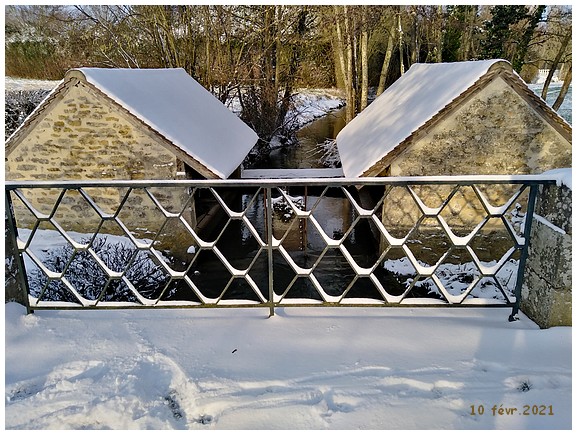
[376,22,396,96]
[74,5,142,68]
[539,6,572,101]
[236,6,312,161]
[541,29,571,100]
[553,65,572,111]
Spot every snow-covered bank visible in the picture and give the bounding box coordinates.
[288,88,345,127]
[528,82,572,124]
[5,303,571,430]
[5,76,60,91]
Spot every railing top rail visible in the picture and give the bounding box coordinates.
[4,174,561,190]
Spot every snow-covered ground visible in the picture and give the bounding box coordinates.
[5,76,60,91]
[527,81,572,125]
[5,303,571,430]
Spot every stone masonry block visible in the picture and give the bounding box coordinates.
[521,182,572,329]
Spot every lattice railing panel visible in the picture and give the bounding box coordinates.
[5,177,550,316]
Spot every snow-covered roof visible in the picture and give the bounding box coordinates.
[336,59,555,178]
[74,68,258,179]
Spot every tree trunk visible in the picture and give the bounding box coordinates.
[409,7,418,66]
[435,5,443,62]
[360,7,369,111]
[541,30,571,100]
[345,15,355,122]
[377,29,395,96]
[552,65,572,111]
[203,6,211,87]
[277,7,307,126]
[336,5,356,123]
[333,6,346,84]
[333,6,350,121]
[262,6,278,142]
[460,6,478,60]
[398,12,405,76]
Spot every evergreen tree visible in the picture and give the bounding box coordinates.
[481,5,545,72]
[442,5,479,62]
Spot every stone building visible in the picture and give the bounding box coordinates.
[6,67,258,181]
[5,68,258,244]
[336,59,571,179]
[335,59,572,267]
[336,59,571,233]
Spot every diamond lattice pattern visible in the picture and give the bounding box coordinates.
[7,181,532,308]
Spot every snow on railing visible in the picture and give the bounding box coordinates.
[5,176,557,319]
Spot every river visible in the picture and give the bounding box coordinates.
[251,107,347,170]
[184,105,405,303]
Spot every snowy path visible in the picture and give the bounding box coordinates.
[5,303,571,430]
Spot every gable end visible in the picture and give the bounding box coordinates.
[6,78,75,155]
[74,75,221,179]
[361,68,505,177]
[362,65,572,177]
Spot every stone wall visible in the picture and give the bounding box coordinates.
[380,76,571,236]
[389,76,571,177]
[6,81,181,181]
[5,80,194,237]
[520,182,572,328]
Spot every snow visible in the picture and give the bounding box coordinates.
[4,302,571,430]
[532,213,567,235]
[383,257,519,301]
[76,68,258,179]
[17,228,152,254]
[241,168,344,179]
[5,76,60,91]
[539,167,572,190]
[336,59,506,177]
[288,88,345,126]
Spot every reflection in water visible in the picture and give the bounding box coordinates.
[252,107,346,169]
[189,189,383,302]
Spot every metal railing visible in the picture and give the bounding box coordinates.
[5,176,555,318]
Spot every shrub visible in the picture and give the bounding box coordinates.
[5,89,50,138]
[28,237,179,303]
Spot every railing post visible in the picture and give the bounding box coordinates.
[4,190,33,314]
[509,184,539,322]
[265,187,275,317]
